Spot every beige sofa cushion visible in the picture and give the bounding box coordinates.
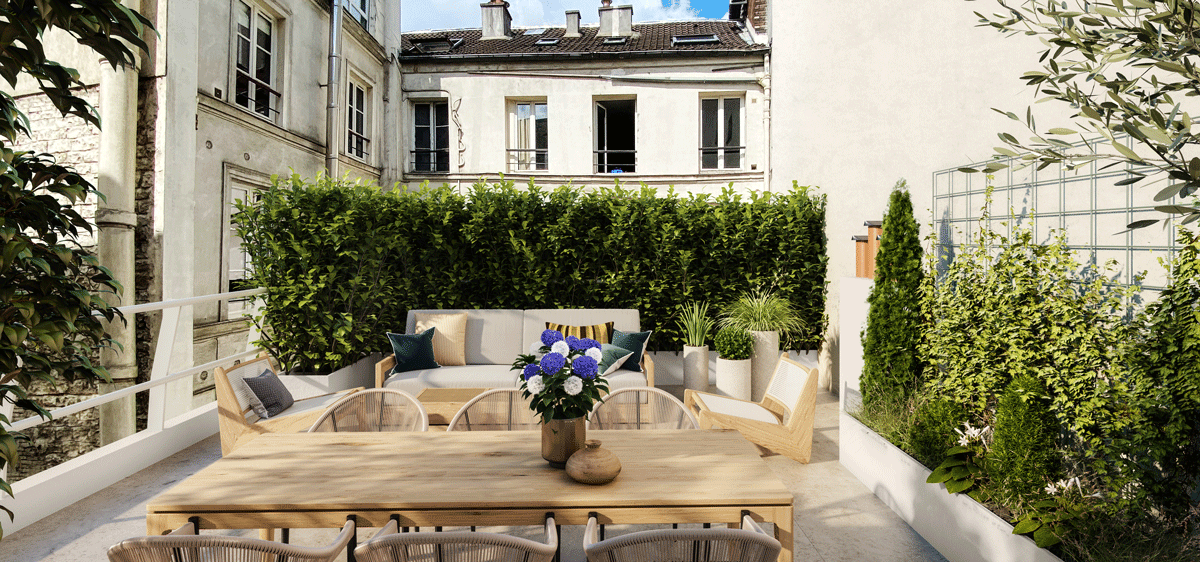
[407,309,524,365]
[383,364,519,395]
[414,312,467,366]
[522,309,640,351]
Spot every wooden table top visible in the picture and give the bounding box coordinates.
[148,430,792,514]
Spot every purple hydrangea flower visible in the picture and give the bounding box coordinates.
[540,352,566,375]
[541,329,564,347]
[579,338,601,350]
[522,364,541,380]
[572,355,599,379]
[565,335,580,349]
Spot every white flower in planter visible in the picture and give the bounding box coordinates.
[527,375,545,394]
[563,376,583,396]
[551,341,570,356]
[585,347,602,362]
[954,423,992,447]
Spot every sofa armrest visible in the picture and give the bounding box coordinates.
[641,353,655,388]
[375,354,396,388]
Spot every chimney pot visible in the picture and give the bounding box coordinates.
[480,0,513,40]
[565,10,581,38]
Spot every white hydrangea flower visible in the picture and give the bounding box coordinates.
[526,375,545,394]
[551,341,570,356]
[586,347,603,362]
[529,341,544,355]
[563,376,583,396]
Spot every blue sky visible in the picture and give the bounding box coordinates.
[403,1,730,33]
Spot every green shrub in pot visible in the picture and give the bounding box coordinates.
[714,326,753,360]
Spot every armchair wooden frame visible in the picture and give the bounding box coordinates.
[214,353,360,455]
[684,353,818,463]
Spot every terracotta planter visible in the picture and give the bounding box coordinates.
[750,330,779,402]
[541,416,586,468]
[683,345,710,393]
[715,357,752,400]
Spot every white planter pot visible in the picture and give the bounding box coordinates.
[840,413,1064,562]
[749,330,779,402]
[715,357,751,400]
[683,345,710,393]
[278,352,380,400]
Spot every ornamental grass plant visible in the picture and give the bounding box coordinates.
[719,288,803,334]
[677,301,716,347]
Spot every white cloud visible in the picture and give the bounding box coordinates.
[402,0,701,32]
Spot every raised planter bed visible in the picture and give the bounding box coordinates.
[840,412,1064,562]
[278,352,381,399]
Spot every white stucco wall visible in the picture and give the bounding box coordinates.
[398,56,768,194]
[768,1,1078,391]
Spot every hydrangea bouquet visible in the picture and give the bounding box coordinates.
[512,329,611,423]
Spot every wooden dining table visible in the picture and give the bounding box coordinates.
[147,429,794,561]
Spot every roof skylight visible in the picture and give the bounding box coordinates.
[672,34,720,46]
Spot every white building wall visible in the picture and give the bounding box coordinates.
[768,1,1077,390]
[399,57,767,194]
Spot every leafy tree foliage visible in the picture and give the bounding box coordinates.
[0,0,152,539]
[860,182,924,406]
[974,0,1200,229]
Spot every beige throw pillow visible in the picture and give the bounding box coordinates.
[413,312,468,366]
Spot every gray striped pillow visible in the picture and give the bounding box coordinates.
[240,369,295,418]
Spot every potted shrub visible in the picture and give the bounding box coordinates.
[713,326,753,400]
[721,289,803,401]
[677,301,716,392]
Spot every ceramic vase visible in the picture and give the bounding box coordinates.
[541,416,586,468]
[683,344,710,393]
[750,330,779,402]
[566,439,622,485]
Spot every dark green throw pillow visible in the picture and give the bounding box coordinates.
[611,329,652,372]
[387,328,440,374]
[599,343,635,376]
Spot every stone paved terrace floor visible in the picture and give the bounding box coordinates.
[2,389,946,562]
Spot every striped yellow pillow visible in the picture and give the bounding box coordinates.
[414,312,467,366]
[545,321,614,344]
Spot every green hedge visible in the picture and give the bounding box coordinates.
[235,175,827,373]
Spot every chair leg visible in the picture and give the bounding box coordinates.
[281,528,290,543]
[347,515,357,562]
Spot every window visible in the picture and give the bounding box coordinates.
[345,0,369,28]
[222,165,269,320]
[672,34,720,46]
[595,99,636,173]
[700,96,743,170]
[508,101,548,172]
[413,101,450,173]
[234,1,280,119]
[347,81,369,161]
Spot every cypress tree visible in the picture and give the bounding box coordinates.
[860,181,924,406]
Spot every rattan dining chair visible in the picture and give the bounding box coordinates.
[583,513,780,562]
[589,387,699,430]
[107,519,356,562]
[445,388,539,431]
[308,388,429,432]
[354,515,558,562]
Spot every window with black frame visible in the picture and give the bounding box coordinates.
[700,97,743,170]
[412,101,450,173]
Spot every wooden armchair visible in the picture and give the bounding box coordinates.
[684,353,819,463]
[214,354,359,455]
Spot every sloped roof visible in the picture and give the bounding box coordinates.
[400,20,765,61]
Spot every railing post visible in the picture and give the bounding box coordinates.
[147,307,180,431]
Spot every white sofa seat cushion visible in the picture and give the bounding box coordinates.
[605,369,649,392]
[383,364,520,395]
[696,394,781,424]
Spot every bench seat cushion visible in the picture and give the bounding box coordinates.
[382,364,649,395]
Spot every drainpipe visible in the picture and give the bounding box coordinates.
[95,0,141,445]
[762,52,771,192]
[326,0,343,177]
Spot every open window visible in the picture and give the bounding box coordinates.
[233,0,281,120]
[508,100,548,172]
[595,99,636,174]
[347,80,370,161]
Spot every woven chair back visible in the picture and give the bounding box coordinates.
[589,387,698,430]
[446,388,539,431]
[309,388,428,432]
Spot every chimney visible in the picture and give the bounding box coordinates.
[599,2,633,37]
[565,10,581,38]
[481,0,512,40]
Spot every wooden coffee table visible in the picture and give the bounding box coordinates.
[416,387,487,425]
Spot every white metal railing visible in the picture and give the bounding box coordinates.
[9,288,266,434]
